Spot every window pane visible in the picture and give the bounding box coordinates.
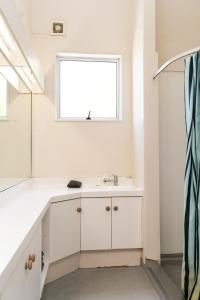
[0,74,7,118]
[59,59,118,119]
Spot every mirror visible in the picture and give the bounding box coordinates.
[0,77,31,192]
[0,6,44,193]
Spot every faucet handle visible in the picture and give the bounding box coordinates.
[113,174,118,186]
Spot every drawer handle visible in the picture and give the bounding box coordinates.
[28,259,33,270]
[106,206,111,212]
[77,207,82,213]
[25,259,33,270]
[29,254,36,262]
[113,206,119,211]
[25,254,36,270]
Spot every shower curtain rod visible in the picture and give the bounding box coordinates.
[153,46,200,79]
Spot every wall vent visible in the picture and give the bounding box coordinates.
[51,22,65,36]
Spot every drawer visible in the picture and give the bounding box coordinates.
[1,226,41,300]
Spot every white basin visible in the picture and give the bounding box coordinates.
[84,184,134,190]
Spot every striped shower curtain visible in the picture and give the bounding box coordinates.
[183,51,200,300]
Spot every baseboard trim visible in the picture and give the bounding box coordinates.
[46,252,80,284]
[46,249,142,284]
[80,249,142,268]
[161,253,183,264]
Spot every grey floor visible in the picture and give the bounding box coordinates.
[162,261,182,289]
[42,267,160,300]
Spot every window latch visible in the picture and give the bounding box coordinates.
[86,111,91,120]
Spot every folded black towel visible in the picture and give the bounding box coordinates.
[67,180,82,188]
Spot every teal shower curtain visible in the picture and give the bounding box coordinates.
[183,51,200,300]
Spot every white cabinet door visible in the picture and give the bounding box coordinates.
[1,226,41,300]
[81,198,111,251]
[49,199,81,262]
[112,197,142,249]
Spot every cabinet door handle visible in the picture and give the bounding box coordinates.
[25,259,33,270]
[25,254,36,270]
[106,206,111,211]
[77,207,82,213]
[113,206,119,211]
[29,254,36,262]
[28,259,33,270]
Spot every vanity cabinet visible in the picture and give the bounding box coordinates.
[81,197,142,251]
[81,197,112,250]
[112,197,142,249]
[49,196,142,262]
[1,226,41,300]
[49,199,81,263]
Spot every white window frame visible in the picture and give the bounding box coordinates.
[0,75,8,121]
[56,53,122,122]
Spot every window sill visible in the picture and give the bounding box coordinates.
[0,117,9,121]
[55,118,123,123]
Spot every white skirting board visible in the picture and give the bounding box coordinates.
[46,249,142,284]
[46,253,80,284]
[80,249,142,268]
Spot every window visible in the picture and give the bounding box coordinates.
[57,54,121,121]
[0,74,8,119]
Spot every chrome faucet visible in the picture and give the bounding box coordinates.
[113,174,118,186]
[103,174,118,186]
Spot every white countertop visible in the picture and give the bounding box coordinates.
[0,178,28,193]
[0,178,143,290]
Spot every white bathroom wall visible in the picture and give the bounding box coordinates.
[159,73,186,254]
[156,0,200,67]
[143,0,160,260]
[156,0,200,254]
[14,0,31,35]
[143,0,160,261]
[30,0,134,177]
[132,0,144,187]
[159,71,186,255]
[132,0,160,261]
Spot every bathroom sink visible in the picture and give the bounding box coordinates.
[83,184,134,190]
[79,184,141,197]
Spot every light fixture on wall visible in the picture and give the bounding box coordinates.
[0,66,21,91]
[15,66,37,90]
[0,51,28,93]
[0,4,44,94]
[0,14,15,54]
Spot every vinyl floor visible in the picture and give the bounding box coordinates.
[42,267,160,300]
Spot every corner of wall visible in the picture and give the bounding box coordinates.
[132,0,160,261]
